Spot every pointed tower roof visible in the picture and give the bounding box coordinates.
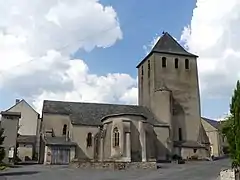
[136,32,198,68]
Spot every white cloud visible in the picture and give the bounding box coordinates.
[0,0,138,112]
[143,34,160,54]
[181,0,240,98]
[143,33,181,55]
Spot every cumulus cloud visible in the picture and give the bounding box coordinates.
[143,33,181,55]
[180,0,240,98]
[0,0,138,112]
[143,34,161,54]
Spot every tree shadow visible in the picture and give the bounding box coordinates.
[0,171,39,177]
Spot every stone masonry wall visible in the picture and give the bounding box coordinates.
[220,169,240,180]
[70,161,156,170]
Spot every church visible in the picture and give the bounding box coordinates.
[37,32,210,164]
[0,32,211,165]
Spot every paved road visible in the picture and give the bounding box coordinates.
[0,159,231,180]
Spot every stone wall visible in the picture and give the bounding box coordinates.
[220,169,240,180]
[70,161,156,170]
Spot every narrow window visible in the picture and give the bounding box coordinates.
[222,136,225,143]
[162,57,166,68]
[175,58,179,69]
[62,124,67,135]
[113,127,120,147]
[185,59,189,69]
[148,60,150,77]
[87,133,92,147]
[193,149,197,153]
[141,66,144,75]
[178,128,182,141]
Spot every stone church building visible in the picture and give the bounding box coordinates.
[0,32,211,165]
[38,32,210,165]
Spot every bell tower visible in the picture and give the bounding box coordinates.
[136,32,203,148]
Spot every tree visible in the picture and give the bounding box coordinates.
[222,80,240,168]
[0,128,5,163]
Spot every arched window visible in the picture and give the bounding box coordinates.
[87,133,92,147]
[162,57,167,68]
[62,124,67,135]
[113,127,120,147]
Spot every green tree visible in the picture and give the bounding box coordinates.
[222,80,240,168]
[0,128,5,163]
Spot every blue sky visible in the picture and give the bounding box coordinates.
[0,0,232,119]
[77,0,196,76]
[75,0,228,119]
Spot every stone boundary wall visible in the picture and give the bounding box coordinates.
[220,169,240,180]
[70,161,156,170]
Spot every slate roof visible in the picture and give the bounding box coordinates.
[42,100,167,126]
[174,140,206,149]
[17,135,36,144]
[0,111,21,117]
[151,32,197,57]
[202,117,220,129]
[44,136,77,146]
[136,32,198,68]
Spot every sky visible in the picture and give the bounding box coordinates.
[0,0,239,120]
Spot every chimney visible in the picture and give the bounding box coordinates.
[16,99,20,104]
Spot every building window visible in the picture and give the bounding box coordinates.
[162,57,167,68]
[178,128,182,141]
[87,133,92,147]
[175,58,179,69]
[62,124,67,135]
[113,127,120,147]
[193,149,197,153]
[185,59,189,69]
[148,60,150,77]
[141,66,144,75]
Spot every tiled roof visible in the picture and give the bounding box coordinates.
[1,111,21,117]
[174,140,206,148]
[17,135,36,144]
[202,117,220,129]
[151,32,197,57]
[44,136,77,146]
[42,100,167,126]
[136,32,197,68]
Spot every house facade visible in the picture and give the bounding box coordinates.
[201,117,226,157]
[0,111,21,164]
[3,99,41,162]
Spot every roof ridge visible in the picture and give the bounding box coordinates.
[43,100,140,107]
[201,117,218,122]
[136,32,198,68]
[152,32,196,56]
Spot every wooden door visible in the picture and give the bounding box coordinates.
[51,146,70,165]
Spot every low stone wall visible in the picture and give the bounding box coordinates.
[220,169,240,180]
[70,161,156,170]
